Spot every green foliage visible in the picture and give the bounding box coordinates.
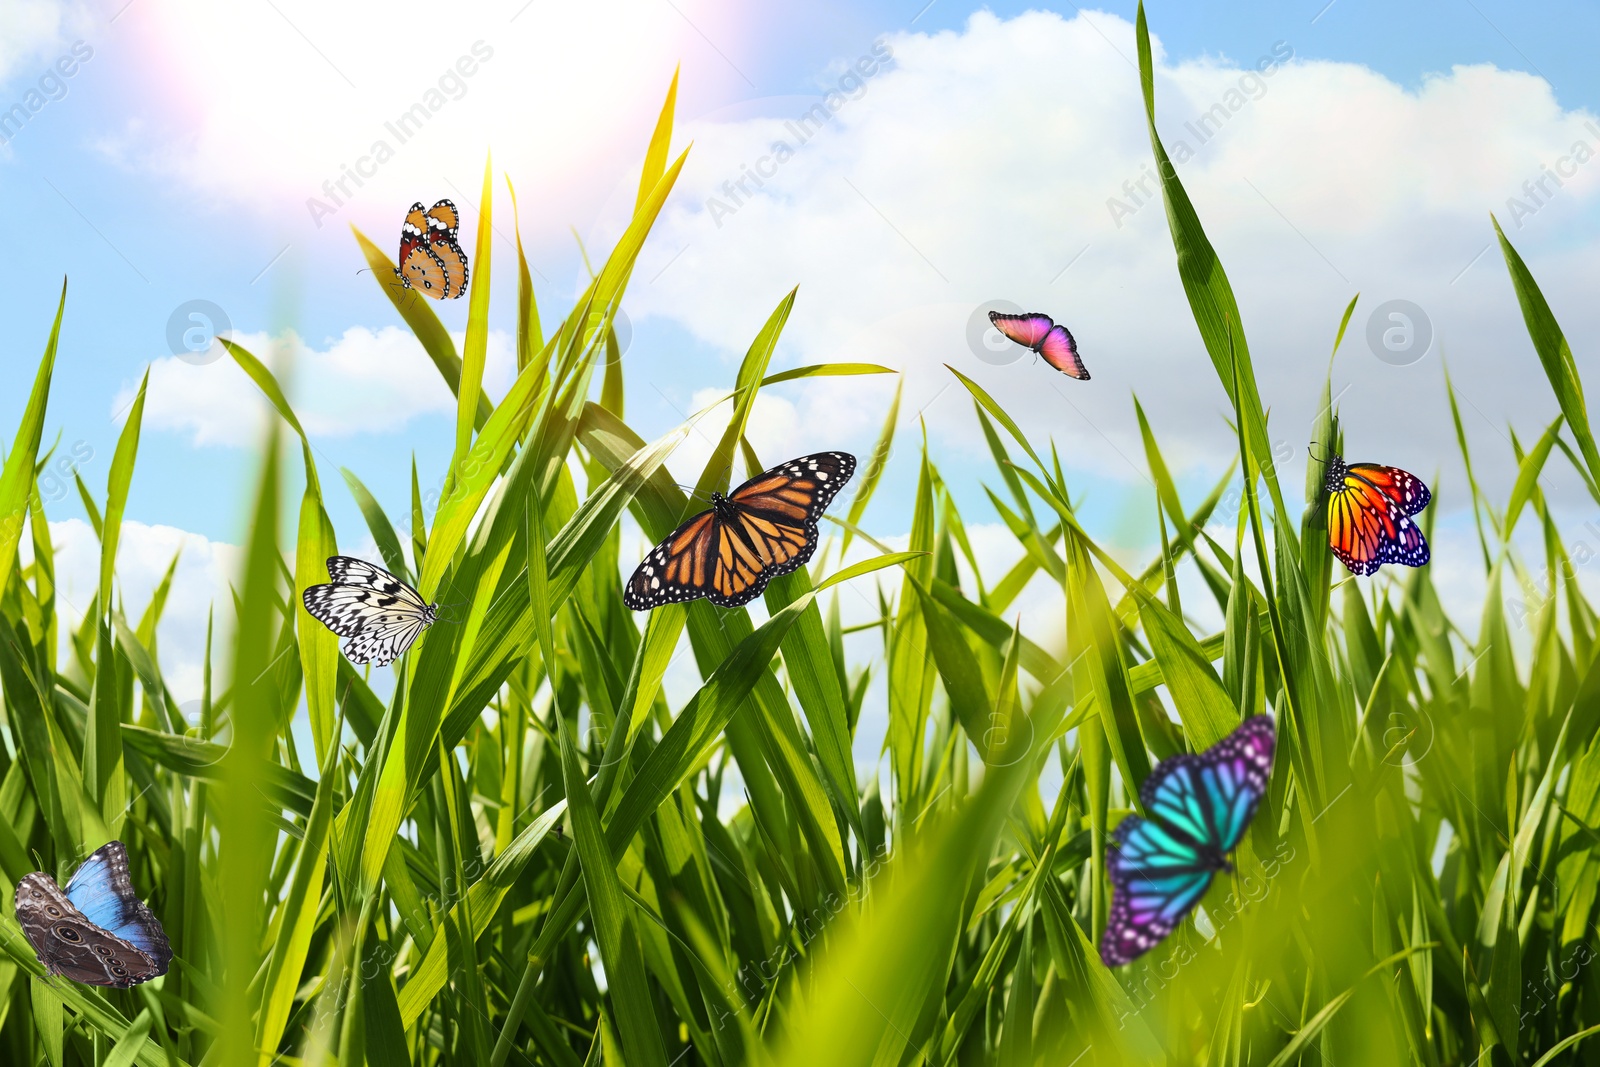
[2,30,1600,1066]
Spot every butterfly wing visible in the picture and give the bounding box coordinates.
[1037,323,1089,379]
[1349,463,1431,516]
[1139,715,1275,853]
[302,584,388,637]
[342,617,430,667]
[396,202,428,266]
[400,199,469,298]
[1347,463,1430,568]
[16,870,162,987]
[623,453,856,611]
[1139,756,1225,850]
[622,507,774,611]
[428,238,469,299]
[324,557,428,604]
[711,451,857,606]
[1328,464,1431,576]
[988,311,1055,350]
[425,198,461,241]
[1102,715,1277,966]
[16,875,124,985]
[1189,714,1276,852]
[1102,815,1216,966]
[623,510,720,610]
[705,512,796,607]
[303,557,436,662]
[62,842,172,976]
[398,242,455,300]
[726,451,856,520]
[1377,518,1430,568]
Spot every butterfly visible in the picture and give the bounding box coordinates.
[302,556,438,666]
[1323,452,1431,577]
[1101,714,1276,967]
[623,452,856,610]
[395,199,469,300]
[988,311,1089,379]
[15,841,172,988]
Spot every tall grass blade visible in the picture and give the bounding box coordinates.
[1494,216,1600,487]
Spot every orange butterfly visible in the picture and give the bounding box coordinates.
[623,452,855,609]
[1324,452,1431,576]
[395,199,469,300]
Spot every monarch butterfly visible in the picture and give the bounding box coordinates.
[988,311,1089,379]
[1102,715,1276,966]
[302,556,438,665]
[1323,452,1431,576]
[623,452,856,610]
[395,200,469,300]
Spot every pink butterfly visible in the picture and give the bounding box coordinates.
[988,311,1089,380]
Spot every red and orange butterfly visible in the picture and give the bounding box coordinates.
[395,199,469,300]
[623,452,856,609]
[1323,451,1431,576]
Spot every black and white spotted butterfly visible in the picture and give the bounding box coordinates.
[302,556,438,666]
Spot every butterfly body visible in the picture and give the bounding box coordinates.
[395,199,469,300]
[1101,715,1276,967]
[1323,452,1431,576]
[303,556,438,665]
[15,842,171,988]
[987,311,1090,379]
[624,452,855,610]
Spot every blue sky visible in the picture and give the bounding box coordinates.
[5,0,1599,697]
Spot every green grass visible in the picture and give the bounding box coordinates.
[3,6,1600,1063]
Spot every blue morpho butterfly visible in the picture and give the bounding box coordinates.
[1101,715,1277,967]
[14,841,172,987]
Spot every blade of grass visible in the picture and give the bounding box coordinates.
[1134,2,1292,541]
[454,152,494,469]
[560,719,669,1067]
[1494,216,1600,488]
[340,467,411,584]
[216,417,283,1066]
[0,280,64,596]
[353,229,494,432]
[1504,413,1564,536]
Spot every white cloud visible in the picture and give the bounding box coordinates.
[0,0,86,87]
[117,325,514,447]
[614,9,1600,508]
[44,518,239,703]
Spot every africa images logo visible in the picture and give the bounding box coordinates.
[703,40,894,228]
[0,41,94,147]
[1106,40,1293,228]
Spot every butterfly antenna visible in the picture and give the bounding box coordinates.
[678,460,737,501]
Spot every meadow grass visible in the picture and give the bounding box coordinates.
[2,6,1600,1064]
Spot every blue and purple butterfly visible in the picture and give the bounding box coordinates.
[1100,714,1276,967]
[988,311,1089,379]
